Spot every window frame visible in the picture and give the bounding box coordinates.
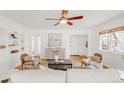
[99,30,124,55]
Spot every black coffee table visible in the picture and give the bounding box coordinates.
[48,59,72,70]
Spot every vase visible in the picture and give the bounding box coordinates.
[55,55,58,62]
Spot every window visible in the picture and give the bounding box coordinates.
[31,36,35,52]
[31,35,41,54]
[37,36,41,53]
[100,31,124,53]
[115,31,124,52]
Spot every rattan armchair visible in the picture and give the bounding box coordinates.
[20,53,35,70]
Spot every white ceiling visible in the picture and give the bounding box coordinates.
[0,10,124,30]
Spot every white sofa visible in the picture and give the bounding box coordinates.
[11,69,122,83]
[67,69,121,83]
[11,69,66,83]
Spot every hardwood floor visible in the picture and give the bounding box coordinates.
[70,55,82,63]
[70,55,83,68]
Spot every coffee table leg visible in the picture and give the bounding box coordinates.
[70,64,72,68]
[48,64,50,68]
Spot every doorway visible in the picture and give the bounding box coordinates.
[70,35,88,56]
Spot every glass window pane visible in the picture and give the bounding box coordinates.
[31,36,34,52]
[100,31,124,53]
[101,33,111,50]
[37,36,41,53]
[114,31,124,52]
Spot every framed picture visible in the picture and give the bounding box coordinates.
[48,33,62,47]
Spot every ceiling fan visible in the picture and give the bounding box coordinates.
[46,10,84,26]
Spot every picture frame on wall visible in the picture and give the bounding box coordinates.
[48,33,62,47]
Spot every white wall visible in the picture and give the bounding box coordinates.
[24,29,91,58]
[90,14,124,70]
[0,15,28,73]
[0,14,92,74]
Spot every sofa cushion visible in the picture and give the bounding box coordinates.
[11,69,66,83]
[67,69,121,83]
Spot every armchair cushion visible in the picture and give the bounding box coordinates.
[23,55,31,62]
[23,62,34,65]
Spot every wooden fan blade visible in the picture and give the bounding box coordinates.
[46,18,59,20]
[67,21,73,26]
[54,22,60,26]
[61,10,68,17]
[68,16,83,20]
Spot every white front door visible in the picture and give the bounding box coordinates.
[70,35,88,55]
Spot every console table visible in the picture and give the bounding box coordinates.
[45,48,65,59]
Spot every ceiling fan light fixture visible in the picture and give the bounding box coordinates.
[60,17,68,24]
[60,19,68,24]
[46,10,84,26]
